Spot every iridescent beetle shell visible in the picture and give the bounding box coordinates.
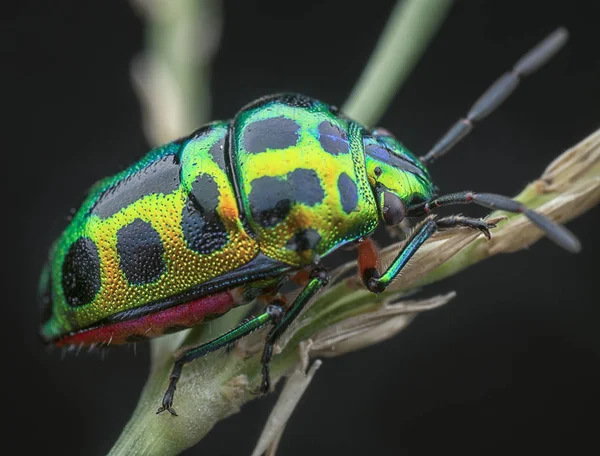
[39,93,435,346]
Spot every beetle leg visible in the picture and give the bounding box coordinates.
[364,215,495,293]
[258,267,329,394]
[434,215,496,240]
[357,238,382,289]
[290,267,312,286]
[407,191,581,253]
[157,302,286,416]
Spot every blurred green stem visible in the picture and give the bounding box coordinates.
[342,0,453,126]
[130,0,222,146]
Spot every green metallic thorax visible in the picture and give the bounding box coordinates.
[231,95,380,265]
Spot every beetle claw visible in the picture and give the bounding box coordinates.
[436,215,497,240]
[249,383,269,396]
[248,377,271,396]
[156,404,178,416]
[478,222,496,240]
[260,378,270,395]
[157,387,178,416]
[475,220,498,240]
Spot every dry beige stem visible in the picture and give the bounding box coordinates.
[251,342,322,456]
[309,292,456,356]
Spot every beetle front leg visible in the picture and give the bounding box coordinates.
[363,215,496,294]
[258,267,329,394]
[357,238,382,290]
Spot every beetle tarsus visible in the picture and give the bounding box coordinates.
[157,371,180,416]
[259,357,272,394]
[156,399,178,416]
[435,215,497,240]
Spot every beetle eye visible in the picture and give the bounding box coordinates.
[381,191,406,226]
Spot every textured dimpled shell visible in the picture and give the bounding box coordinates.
[41,93,430,345]
[232,95,380,266]
[42,123,260,341]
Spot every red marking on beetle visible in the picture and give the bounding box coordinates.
[290,268,311,286]
[357,238,381,277]
[56,290,235,347]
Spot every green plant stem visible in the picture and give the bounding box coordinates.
[342,0,454,126]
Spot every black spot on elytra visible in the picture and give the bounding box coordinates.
[116,219,166,285]
[181,196,229,255]
[92,154,181,219]
[248,176,292,227]
[287,169,325,206]
[338,172,359,214]
[318,120,349,155]
[286,229,322,252]
[243,116,300,153]
[365,143,427,180]
[190,173,220,221]
[62,237,101,307]
[126,334,149,343]
[248,169,325,228]
[208,135,227,171]
[182,172,228,253]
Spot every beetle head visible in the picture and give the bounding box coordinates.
[363,128,435,226]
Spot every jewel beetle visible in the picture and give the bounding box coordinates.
[39,27,580,415]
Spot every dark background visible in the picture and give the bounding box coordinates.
[4,1,599,455]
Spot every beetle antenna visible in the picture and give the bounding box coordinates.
[408,191,581,253]
[420,27,568,166]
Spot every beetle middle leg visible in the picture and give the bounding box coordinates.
[157,268,329,413]
[258,267,329,394]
